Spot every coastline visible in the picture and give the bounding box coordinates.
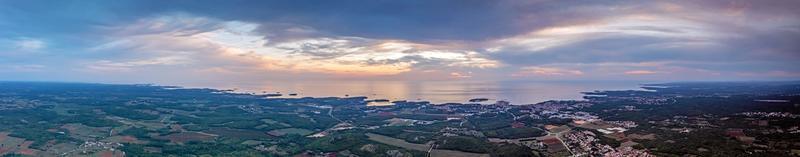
[165,80,653,105]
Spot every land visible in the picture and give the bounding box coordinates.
[0,81,798,156]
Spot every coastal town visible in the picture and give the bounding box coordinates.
[0,81,799,157]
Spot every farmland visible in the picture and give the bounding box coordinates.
[0,81,798,156]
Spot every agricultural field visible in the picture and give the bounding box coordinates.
[267,128,314,137]
[0,82,798,156]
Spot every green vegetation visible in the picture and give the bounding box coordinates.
[483,127,546,139]
[467,113,513,130]
[436,136,491,153]
[1,81,798,156]
[371,126,436,144]
[103,107,160,120]
[491,143,539,157]
[122,142,263,156]
[306,133,367,152]
[121,127,152,139]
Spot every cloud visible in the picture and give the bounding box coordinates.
[488,13,720,54]
[0,64,45,72]
[482,1,800,80]
[14,38,44,51]
[624,70,658,75]
[0,0,798,83]
[450,72,472,78]
[86,56,190,71]
[513,66,583,76]
[84,14,501,79]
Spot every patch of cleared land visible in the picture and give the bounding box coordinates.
[385,118,416,126]
[267,128,313,136]
[61,123,110,141]
[95,150,125,157]
[0,132,37,156]
[430,149,490,157]
[41,142,78,156]
[256,119,291,129]
[102,135,147,144]
[155,132,217,143]
[366,133,429,151]
[627,133,657,140]
[107,116,168,130]
[206,127,271,140]
[366,133,489,157]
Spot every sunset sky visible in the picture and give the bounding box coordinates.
[1,0,798,85]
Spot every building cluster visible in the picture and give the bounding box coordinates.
[440,127,485,138]
[737,112,800,118]
[562,131,654,157]
[76,141,124,154]
[605,96,672,105]
[603,146,656,157]
[511,101,601,122]
[529,101,579,111]
[123,99,157,106]
[79,141,123,150]
[384,118,435,126]
[545,111,600,122]
[648,115,718,132]
[596,127,628,134]
[237,104,264,114]
[254,145,290,156]
[607,121,639,128]
[0,98,39,110]
[590,104,639,113]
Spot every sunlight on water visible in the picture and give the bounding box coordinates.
[202,80,649,104]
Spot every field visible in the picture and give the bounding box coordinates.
[102,135,146,144]
[260,119,285,125]
[385,118,417,126]
[96,150,125,157]
[205,127,271,140]
[430,149,490,157]
[365,133,429,151]
[0,132,36,156]
[1,81,797,156]
[366,133,490,157]
[155,132,217,143]
[61,123,110,141]
[40,143,78,156]
[266,128,313,136]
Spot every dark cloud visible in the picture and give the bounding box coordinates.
[492,35,718,64]
[1,0,641,41]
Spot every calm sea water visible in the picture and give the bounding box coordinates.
[199,80,650,105]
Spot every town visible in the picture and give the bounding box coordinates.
[0,81,799,157]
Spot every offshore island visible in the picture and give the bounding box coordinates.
[0,81,799,157]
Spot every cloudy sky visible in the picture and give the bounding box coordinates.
[1,0,798,85]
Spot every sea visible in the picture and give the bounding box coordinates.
[196,80,651,105]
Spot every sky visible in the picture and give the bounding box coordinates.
[1,0,799,85]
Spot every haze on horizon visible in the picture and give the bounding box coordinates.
[1,0,799,86]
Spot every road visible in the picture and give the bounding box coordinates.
[328,107,344,123]
[545,128,574,156]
